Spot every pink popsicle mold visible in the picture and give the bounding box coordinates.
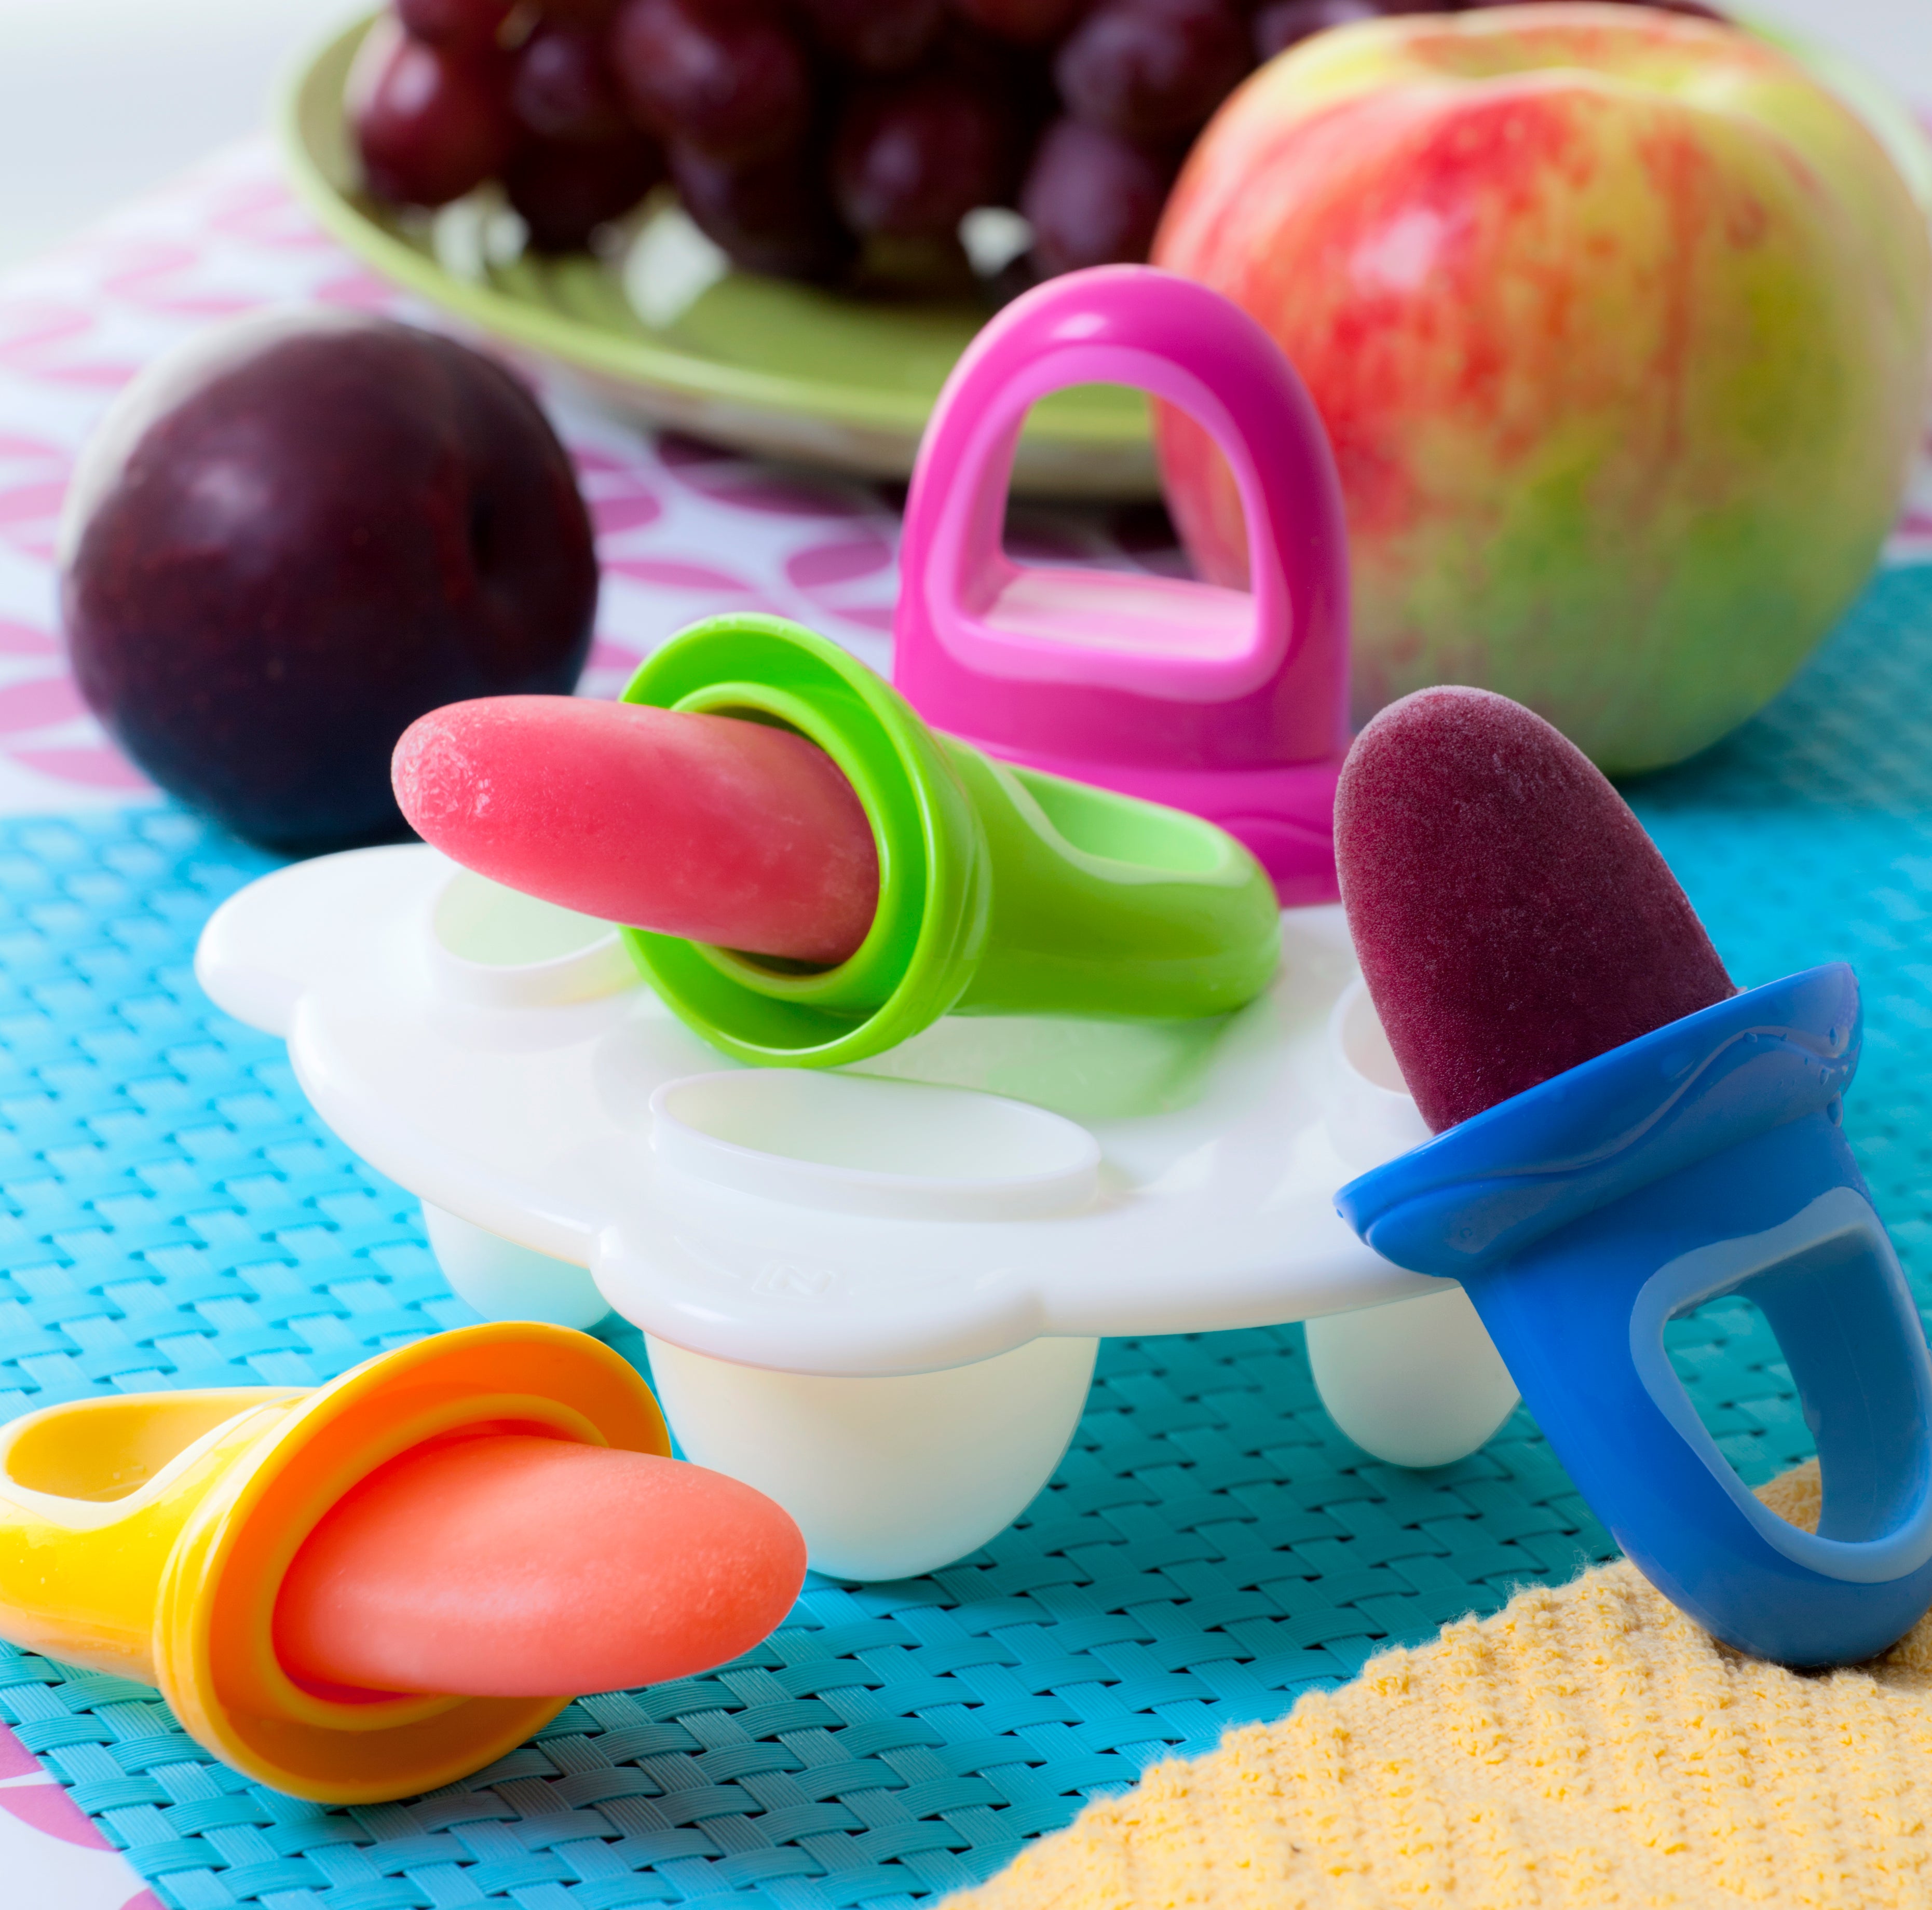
[892,265,1352,905]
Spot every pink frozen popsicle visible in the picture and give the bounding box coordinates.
[392,696,880,966]
[274,1434,806,1699]
[1336,687,1736,1133]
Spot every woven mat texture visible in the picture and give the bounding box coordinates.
[0,565,1929,1908]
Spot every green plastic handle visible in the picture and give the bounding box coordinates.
[619,613,1281,1068]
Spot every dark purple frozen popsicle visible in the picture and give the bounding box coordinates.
[1335,687,1735,1134]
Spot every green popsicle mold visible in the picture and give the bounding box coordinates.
[618,615,1282,1068]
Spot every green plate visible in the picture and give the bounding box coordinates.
[277,15,1156,497]
[279,14,1928,501]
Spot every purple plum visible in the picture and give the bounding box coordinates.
[59,310,596,852]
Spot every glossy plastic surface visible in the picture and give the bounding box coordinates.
[645,1332,1100,1581]
[0,1323,670,1801]
[1339,966,1932,1666]
[422,1201,610,1329]
[195,850,1529,1575]
[619,613,1282,1068]
[893,266,1352,903]
[195,854,1432,1377]
[1308,978,1518,1464]
[1305,1288,1519,1471]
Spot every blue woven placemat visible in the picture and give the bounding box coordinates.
[2,565,1930,1908]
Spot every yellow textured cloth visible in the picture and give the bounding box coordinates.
[945,1465,1932,1909]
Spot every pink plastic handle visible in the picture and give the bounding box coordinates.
[895,266,1349,745]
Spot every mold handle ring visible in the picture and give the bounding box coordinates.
[895,263,1350,727]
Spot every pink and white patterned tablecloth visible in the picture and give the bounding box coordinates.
[0,133,1928,1908]
[3,1717,161,1909]
[0,138,1216,824]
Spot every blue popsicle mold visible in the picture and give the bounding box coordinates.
[1337,964,1932,1667]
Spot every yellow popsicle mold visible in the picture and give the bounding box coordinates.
[0,1320,671,1803]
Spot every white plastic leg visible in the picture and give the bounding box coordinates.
[644,1332,1100,1581]
[422,1203,610,1331]
[1306,1286,1519,1469]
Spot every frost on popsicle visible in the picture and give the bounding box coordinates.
[1336,686,1735,1133]
[393,695,880,966]
[274,1434,806,1699]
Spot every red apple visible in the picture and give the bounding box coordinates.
[59,311,597,852]
[1154,7,1932,772]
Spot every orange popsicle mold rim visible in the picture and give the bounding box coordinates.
[0,1321,670,1803]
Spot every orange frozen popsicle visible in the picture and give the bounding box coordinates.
[274,1434,805,1698]
[392,695,879,966]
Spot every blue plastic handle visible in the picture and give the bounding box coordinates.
[1337,965,1932,1667]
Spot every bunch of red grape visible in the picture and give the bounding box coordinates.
[351,0,1724,285]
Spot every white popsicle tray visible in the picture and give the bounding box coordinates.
[196,847,1519,1578]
